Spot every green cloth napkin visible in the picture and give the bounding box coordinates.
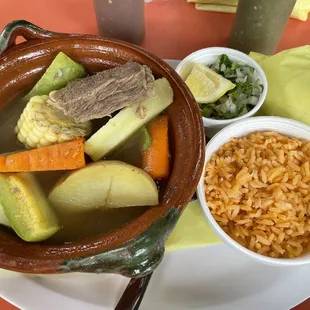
[166,200,221,251]
[250,46,310,125]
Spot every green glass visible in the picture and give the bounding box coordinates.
[93,0,145,45]
[229,0,297,55]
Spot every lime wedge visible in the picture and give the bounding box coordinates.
[185,63,235,104]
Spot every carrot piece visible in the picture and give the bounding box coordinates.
[0,156,5,170]
[0,138,85,172]
[142,114,170,179]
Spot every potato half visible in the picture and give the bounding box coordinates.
[48,161,159,211]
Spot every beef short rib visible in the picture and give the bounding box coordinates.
[47,61,155,123]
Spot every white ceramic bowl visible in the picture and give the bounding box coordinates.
[197,116,310,266]
[175,47,268,137]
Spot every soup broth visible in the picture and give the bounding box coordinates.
[0,56,173,244]
[0,96,161,243]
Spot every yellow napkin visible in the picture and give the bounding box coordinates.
[293,0,310,20]
[196,4,236,13]
[187,0,310,21]
[249,46,310,125]
[187,0,238,4]
[166,200,221,251]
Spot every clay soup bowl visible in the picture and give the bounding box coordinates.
[0,20,205,277]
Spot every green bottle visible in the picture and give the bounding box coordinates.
[229,0,297,55]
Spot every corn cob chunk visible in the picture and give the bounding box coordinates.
[15,95,91,149]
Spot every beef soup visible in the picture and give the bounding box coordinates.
[0,21,204,277]
[0,52,173,243]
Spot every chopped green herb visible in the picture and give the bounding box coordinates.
[201,106,213,118]
[203,54,263,120]
[219,54,232,68]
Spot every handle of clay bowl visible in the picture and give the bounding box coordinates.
[0,20,65,54]
[58,207,180,278]
[115,273,153,310]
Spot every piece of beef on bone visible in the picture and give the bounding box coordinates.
[47,61,155,123]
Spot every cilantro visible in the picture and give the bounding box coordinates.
[202,54,263,120]
[201,106,213,118]
[219,54,232,67]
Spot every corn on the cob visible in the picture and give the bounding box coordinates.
[15,95,91,149]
